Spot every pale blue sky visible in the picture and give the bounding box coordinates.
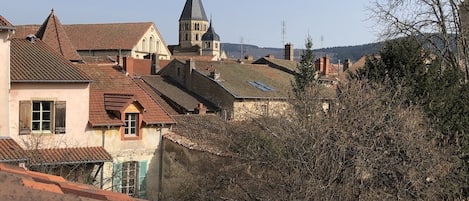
[1,0,379,48]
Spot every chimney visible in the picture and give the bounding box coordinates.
[195,103,207,115]
[343,59,352,71]
[284,43,294,61]
[26,34,37,43]
[184,59,195,88]
[209,70,220,80]
[123,56,135,76]
[324,56,330,76]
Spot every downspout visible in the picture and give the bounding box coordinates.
[100,126,109,189]
[157,124,165,201]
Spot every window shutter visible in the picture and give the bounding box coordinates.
[54,101,66,134]
[19,100,31,135]
[138,160,148,198]
[113,163,122,193]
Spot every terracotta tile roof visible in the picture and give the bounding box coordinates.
[140,75,218,113]
[10,38,92,82]
[28,147,112,165]
[63,22,154,50]
[0,15,15,29]
[192,61,294,99]
[13,25,40,38]
[76,64,175,126]
[0,163,141,201]
[104,93,135,112]
[35,10,82,61]
[0,138,28,163]
[171,55,217,61]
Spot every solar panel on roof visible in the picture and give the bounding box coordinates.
[247,81,276,92]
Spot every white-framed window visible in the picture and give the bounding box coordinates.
[19,100,66,135]
[121,161,138,197]
[124,113,138,136]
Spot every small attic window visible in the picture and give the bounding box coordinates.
[247,81,276,92]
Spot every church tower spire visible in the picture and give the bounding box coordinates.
[178,0,209,49]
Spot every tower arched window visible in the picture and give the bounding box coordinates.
[196,34,199,41]
[185,33,189,41]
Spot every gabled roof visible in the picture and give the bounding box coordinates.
[253,57,298,75]
[63,22,154,50]
[0,15,15,30]
[0,138,28,163]
[35,10,82,61]
[179,0,208,21]
[76,64,175,127]
[28,147,112,165]
[0,163,139,201]
[10,38,92,83]
[140,75,218,113]
[190,61,294,99]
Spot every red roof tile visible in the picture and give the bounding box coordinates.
[35,10,82,61]
[0,15,15,28]
[10,38,91,82]
[13,25,40,39]
[63,22,153,50]
[77,64,176,126]
[0,138,28,162]
[0,163,141,201]
[28,147,112,165]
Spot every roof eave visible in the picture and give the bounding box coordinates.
[0,26,15,31]
[11,80,92,83]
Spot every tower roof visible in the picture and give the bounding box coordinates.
[36,9,82,61]
[202,21,220,41]
[179,0,208,21]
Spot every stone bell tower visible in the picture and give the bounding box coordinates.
[179,0,209,49]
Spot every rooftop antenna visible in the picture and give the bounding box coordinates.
[281,20,286,46]
[321,35,324,49]
[240,37,244,59]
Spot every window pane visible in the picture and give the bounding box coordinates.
[42,102,51,110]
[33,102,40,110]
[130,121,136,127]
[43,112,51,120]
[32,112,40,120]
[130,128,136,134]
[32,122,40,130]
[42,122,50,130]
[125,128,129,134]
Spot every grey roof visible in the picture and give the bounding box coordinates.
[202,21,220,41]
[179,0,208,21]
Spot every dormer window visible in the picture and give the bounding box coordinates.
[124,113,139,136]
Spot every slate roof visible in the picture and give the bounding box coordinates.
[10,38,92,82]
[76,64,175,127]
[190,61,294,99]
[140,75,218,113]
[253,57,298,75]
[133,78,179,115]
[179,0,208,21]
[0,15,15,29]
[28,147,112,165]
[0,138,28,163]
[0,163,140,201]
[202,21,220,41]
[63,22,154,50]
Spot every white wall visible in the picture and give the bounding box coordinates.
[0,30,12,137]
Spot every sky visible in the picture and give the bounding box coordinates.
[1,0,380,49]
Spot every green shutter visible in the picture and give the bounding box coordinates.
[113,163,122,193]
[54,101,66,134]
[138,160,148,198]
[19,100,31,135]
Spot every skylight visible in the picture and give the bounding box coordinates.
[247,81,275,92]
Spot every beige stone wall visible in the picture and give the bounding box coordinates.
[132,25,171,60]
[0,30,12,136]
[94,125,171,200]
[233,99,290,121]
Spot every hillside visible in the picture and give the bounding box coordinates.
[221,42,383,63]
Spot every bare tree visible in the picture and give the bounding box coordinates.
[370,0,469,81]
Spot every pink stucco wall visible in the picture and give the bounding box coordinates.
[9,82,93,149]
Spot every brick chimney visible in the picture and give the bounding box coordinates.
[284,43,294,61]
[123,56,135,76]
[343,59,352,71]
